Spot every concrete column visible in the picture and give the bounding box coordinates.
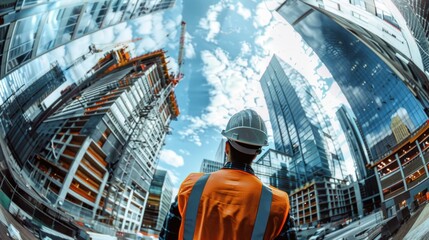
[315,185,320,222]
[415,140,429,177]
[354,182,364,217]
[93,169,109,219]
[395,153,408,191]
[121,188,134,231]
[373,168,384,202]
[56,138,91,206]
[307,190,310,223]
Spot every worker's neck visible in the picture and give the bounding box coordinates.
[229,160,252,165]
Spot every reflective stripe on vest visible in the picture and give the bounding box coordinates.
[184,173,273,240]
[251,185,272,240]
[184,174,210,240]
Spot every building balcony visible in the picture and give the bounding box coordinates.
[74,175,100,193]
[79,161,104,181]
[69,184,96,203]
[406,169,428,189]
[381,170,403,189]
[403,156,424,176]
[62,147,78,158]
[377,159,399,176]
[384,185,405,200]
[86,151,107,169]
[399,144,418,159]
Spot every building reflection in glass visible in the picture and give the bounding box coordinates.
[260,56,346,187]
[277,2,428,162]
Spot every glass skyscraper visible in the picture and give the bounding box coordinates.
[336,105,381,213]
[277,1,428,162]
[284,0,429,113]
[391,0,429,71]
[336,105,370,181]
[260,55,345,187]
[142,169,173,233]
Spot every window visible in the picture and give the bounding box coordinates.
[8,15,42,71]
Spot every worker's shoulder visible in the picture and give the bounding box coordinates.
[177,172,205,196]
[185,172,205,181]
[180,172,205,187]
[269,186,289,199]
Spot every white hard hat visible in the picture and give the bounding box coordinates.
[221,109,268,152]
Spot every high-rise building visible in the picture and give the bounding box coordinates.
[336,105,381,213]
[260,55,346,187]
[142,169,173,234]
[391,0,429,72]
[290,178,363,226]
[0,64,66,167]
[0,0,175,80]
[278,0,429,111]
[253,149,295,193]
[201,149,293,193]
[336,105,370,181]
[214,138,227,163]
[277,1,429,162]
[391,115,411,143]
[200,159,224,173]
[24,49,180,233]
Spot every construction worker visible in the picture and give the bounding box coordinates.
[160,109,296,240]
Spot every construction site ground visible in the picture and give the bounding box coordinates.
[401,202,429,240]
[0,204,37,240]
[391,202,426,240]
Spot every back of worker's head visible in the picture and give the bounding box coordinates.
[221,109,268,164]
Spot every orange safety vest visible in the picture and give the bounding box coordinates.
[177,169,290,240]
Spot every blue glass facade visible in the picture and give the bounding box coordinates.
[336,105,370,181]
[142,169,173,231]
[260,56,345,187]
[392,0,429,71]
[277,2,428,161]
[0,0,175,105]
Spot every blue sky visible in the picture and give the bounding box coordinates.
[153,0,355,197]
[6,0,355,197]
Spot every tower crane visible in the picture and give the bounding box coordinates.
[110,37,143,50]
[64,44,103,71]
[172,21,186,85]
[64,38,143,71]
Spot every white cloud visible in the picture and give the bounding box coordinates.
[169,57,180,74]
[253,3,273,28]
[179,149,190,156]
[135,14,153,35]
[198,1,228,43]
[178,45,273,146]
[240,41,251,55]
[184,32,196,59]
[237,2,251,20]
[159,149,185,167]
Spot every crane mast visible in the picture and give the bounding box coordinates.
[172,21,186,85]
[178,21,186,72]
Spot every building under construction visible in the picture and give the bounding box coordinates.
[24,48,180,234]
[290,178,363,227]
